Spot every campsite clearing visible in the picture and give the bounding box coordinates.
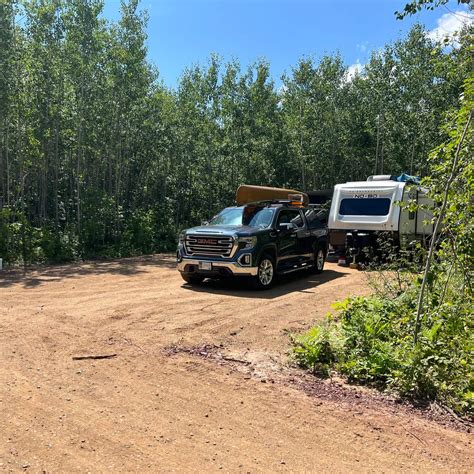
[0,255,472,472]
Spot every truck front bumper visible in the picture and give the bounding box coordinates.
[177,258,258,277]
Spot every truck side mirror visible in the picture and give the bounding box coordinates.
[201,220,209,226]
[278,222,297,232]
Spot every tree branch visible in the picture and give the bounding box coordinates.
[413,110,472,344]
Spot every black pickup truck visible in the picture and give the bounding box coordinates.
[176,200,328,289]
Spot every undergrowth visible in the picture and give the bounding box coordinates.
[292,270,473,417]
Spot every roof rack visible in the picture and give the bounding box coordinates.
[245,199,305,208]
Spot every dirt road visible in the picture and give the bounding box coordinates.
[0,256,472,472]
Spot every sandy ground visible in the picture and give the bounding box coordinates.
[0,255,472,473]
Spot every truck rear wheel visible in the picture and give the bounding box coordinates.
[181,274,205,285]
[252,254,275,290]
[311,248,325,274]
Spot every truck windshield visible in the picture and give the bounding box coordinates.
[209,206,275,228]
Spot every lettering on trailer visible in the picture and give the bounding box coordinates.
[351,193,379,199]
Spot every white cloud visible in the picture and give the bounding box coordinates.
[346,60,364,82]
[356,42,368,54]
[427,10,473,43]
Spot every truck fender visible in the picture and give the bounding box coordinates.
[256,244,277,264]
[311,232,328,253]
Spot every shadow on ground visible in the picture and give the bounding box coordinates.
[0,254,176,289]
[181,268,349,299]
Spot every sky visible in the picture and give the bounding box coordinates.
[102,0,472,87]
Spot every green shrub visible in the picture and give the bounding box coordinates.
[121,209,157,255]
[292,324,337,376]
[291,271,473,417]
[0,209,43,266]
[41,226,79,263]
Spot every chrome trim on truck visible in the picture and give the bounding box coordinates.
[185,235,237,258]
[177,258,257,276]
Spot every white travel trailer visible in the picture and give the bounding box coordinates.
[328,175,434,259]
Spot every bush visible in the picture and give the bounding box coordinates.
[0,204,181,265]
[291,272,473,417]
[41,226,79,263]
[292,324,337,376]
[121,210,157,255]
[0,209,43,266]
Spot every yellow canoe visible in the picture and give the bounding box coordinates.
[236,185,309,206]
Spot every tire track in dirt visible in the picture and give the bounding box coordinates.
[1,255,472,472]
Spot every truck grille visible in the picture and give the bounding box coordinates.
[185,235,234,258]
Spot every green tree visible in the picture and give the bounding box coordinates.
[0,0,469,265]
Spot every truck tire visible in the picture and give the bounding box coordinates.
[311,248,326,274]
[181,273,205,285]
[252,254,275,290]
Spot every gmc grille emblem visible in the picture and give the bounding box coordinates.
[197,239,216,245]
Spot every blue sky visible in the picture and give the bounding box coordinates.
[103,0,472,87]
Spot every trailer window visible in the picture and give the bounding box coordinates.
[339,198,391,216]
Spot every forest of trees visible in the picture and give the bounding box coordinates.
[0,0,471,263]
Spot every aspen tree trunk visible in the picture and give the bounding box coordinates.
[410,138,416,175]
[380,141,384,175]
[375,113,380,175]
[54,118,59,226]
[0,119,4,203]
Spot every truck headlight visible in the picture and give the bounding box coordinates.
[178,232,185,245]
[237,236,257,249]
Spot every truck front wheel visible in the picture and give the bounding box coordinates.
[252,254,275,290]
[181,273,205,285]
